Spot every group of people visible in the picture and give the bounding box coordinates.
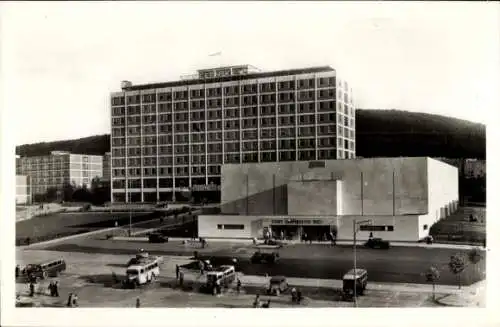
[66,293,78,307]
[48,281,59,297]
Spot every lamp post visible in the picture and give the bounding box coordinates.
[128,192,132,237]
[352,218,371,307]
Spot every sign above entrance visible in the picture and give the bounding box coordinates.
[271,218,331,225]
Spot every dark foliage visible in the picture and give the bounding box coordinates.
[356,110,485,159]
[16,134,110,157]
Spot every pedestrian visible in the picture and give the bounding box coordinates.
[16,265,20,279]
[26,237,31,246]
[54,281,59,297]
[369,232,373,240]
[29,282,35,297]
[72,293,78,307]
[253,295,260,308]
[48,282,54,297]
[176,264,180,280]
[136,298,141,308]
[179,272,184,287]
[280,230,284,241]
[236,278,241,294]
[67,293,73,307]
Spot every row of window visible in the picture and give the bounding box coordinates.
[113,138,336,158]
[112,177,220,189]
[114,115,341,134]
[113,127,353,149]
[112,78,339,105]
[112,100,344,118]
[113,165,222,179]
[111,146,341,169]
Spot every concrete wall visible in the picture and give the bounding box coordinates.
[287,180,341,215]
[198,215,258,239]
[221,158,429,216]
[418,158,459,239]
[198,214,421,241]
[336,215,420,242]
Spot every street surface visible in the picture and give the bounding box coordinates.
[37,236,485,286]
[15,249,448,308]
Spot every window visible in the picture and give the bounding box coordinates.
[222,224,245,230]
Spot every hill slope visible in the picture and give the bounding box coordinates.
[16,110,485,159]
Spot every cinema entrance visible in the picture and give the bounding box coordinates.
[266,218,337,241]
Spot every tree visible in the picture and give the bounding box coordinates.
[45,187,58,202]
[468,248,483,277]
[424,266,441,300]
[62,182,76,202]
[449,254,466,289]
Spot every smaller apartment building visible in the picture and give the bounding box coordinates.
[16,151,103,197]
[16,175,31,204]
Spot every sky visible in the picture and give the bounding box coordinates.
[1,1,499,145]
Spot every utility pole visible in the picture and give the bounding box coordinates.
[352,218,371,307]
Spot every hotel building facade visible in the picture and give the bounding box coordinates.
[16,151,103,198]
[110,65,356,203]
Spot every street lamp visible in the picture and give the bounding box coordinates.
[352,218,371,307]
[128,192,132,237]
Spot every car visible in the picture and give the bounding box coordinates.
[364,238,390,249]
[267,276,288,296]
[148,233,168,243]
[250,251,279,264]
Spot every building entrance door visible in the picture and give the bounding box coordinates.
[302,225,331,241]
[271,225,300,241]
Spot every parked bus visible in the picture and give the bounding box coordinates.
[124,258,160,288]
[201,265,236,294]
[22,258,66,281]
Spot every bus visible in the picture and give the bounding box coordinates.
[202,265,236,294]
[22,258,66,281]
[124,258,160,288]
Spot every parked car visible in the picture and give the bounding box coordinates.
[148,233,168,243]
[267,276,288,296]
[251,251,280,264]
[364,238,390,249]
[418,235,434,244]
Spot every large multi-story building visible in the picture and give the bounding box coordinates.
[110,65,356,203]
[16,151,103,198]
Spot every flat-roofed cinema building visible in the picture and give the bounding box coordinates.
[16,151,103,198]
[110,65,356,203]
[198,158,459,242]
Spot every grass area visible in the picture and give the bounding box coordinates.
[430,207,486,245]
[16,212,155,245]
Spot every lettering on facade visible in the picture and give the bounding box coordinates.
[270,219,326,225]
[191,184,221,191]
